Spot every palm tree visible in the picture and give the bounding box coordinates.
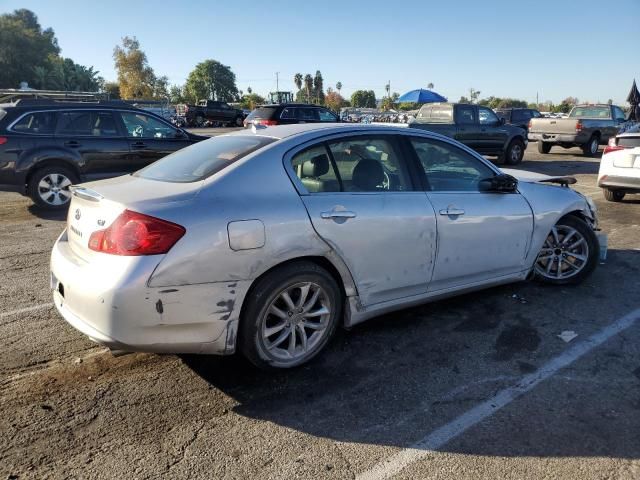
[427,82,434,90]
[304,74,313,103]
[336,81,342,96]
[294,73,303,93]
[385,82,390,98]
[247,86,252,94]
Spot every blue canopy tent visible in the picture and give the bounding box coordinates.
[397,88,447,103]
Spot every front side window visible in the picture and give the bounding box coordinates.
[318,109,338,122]
[478,107,500,125]
[136,135,275,182]
[410,137,494,192]
[456,105,476,125]
[613,106,626,121]
[120,111,178,139]
[57,111,119,136]
[12,111,56,134]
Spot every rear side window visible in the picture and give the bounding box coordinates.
[618,136,640,148]
[512,110,531,122]
[11,111,56,134]
[298,108,318,121]
[280,108,297,120]
[135,135,275,182]
[57,111,119,136]
[247,107,277,120]
[456,105,476,125]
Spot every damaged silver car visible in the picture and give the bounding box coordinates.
[51,124,601,369]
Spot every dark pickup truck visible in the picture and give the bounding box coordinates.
[178,100,246,127]
[528,104,627,156]
[408,103,527,164]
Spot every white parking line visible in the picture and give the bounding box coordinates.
[357,308,640,480]
[0,303,52,319]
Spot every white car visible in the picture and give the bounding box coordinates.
[597,128,640,202]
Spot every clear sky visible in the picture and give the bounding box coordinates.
[2,0,639,105]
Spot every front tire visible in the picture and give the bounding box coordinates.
[240,262,342,370]
[235,116,244,127]
[537,142,552,154]
[27,166,78,210]
[603,188,625,202]
[504,138,525,165]
[533,215,598,285]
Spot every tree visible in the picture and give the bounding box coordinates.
[325,90,345,112]
[469,88,481,104]
[103,81,121,99]
[351,90,376,108]
[152,75,169,99]
[294,73,303,93]
[240,93,266,110]
[607,99,613,105]
[169,85,184,104]
[184,59,239,103]
[313,70,324,104]
[247,86,252,94]
[113,36,157,99]
[304,74,313,103]
[0,9,60,88]
[336,81,342,96]
[381,92,400,111]
[427,82,434,89]
[458,96,471,104]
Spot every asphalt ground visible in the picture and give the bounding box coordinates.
[1,133,639,480]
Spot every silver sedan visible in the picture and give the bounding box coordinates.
[51,124,601,369]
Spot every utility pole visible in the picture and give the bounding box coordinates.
[275,72,279,92]
[536,91,539,106]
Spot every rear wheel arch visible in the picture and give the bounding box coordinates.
[25,159,81,188]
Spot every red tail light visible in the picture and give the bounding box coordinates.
[575,121,583,132]
[88,210,185,256]
[603,145,626,155]
[528,120,532,130]
[0,137,8,145]
[255,119,278,126]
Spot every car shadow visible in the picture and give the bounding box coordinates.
[181,248,640,459]
[27,204,67,221]
[516,159,601,176]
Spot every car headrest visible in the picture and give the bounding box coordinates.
[352,159,384,191]
[302,154,329,177]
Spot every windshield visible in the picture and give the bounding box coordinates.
[569,106,610,119]
[135,135,276,183]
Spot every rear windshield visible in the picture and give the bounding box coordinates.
[135,135,276,183]
[618,136,640,148]
[569,106,610,118]
[415,105,453,123]
[246,107,278,120]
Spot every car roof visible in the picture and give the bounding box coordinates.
[255,103,326,109]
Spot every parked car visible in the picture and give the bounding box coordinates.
[528,104,627,156]
[178,100,245,127]
[495,108,542,132]
[243,103,339,128]
[51,124,600,369]
[0,99,206,209]
[408,103,528,164]
[597,127,640,201]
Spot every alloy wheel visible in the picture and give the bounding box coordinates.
[511,144,522,162]
[259,281,332,363]
[37,173,72,206]
[534,225,590,280]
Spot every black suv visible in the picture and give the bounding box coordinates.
[244,103,339,128]
[0,100,206,209]
[495,108,542,132]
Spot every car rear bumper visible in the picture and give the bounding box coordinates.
[51,230,249,355]
[528,133,584,144]
[598,174,640,191]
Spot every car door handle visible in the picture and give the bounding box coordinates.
[439,207,465,216]
[64,141,81,148]
[131,142,148,149]
[321,210,357,219]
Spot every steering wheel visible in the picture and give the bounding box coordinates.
[132,125,144,137]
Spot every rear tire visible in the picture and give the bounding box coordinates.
[27,166,79,210]
[235,116,244,127]
[504,138,525,165]
[582,135,600,157]
[240,261,342,370]
[537,142,552,154]
[603,188,625,202]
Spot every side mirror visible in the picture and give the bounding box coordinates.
[499,117,506,125]
[174,130,186,138]
[479,173,518,193]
